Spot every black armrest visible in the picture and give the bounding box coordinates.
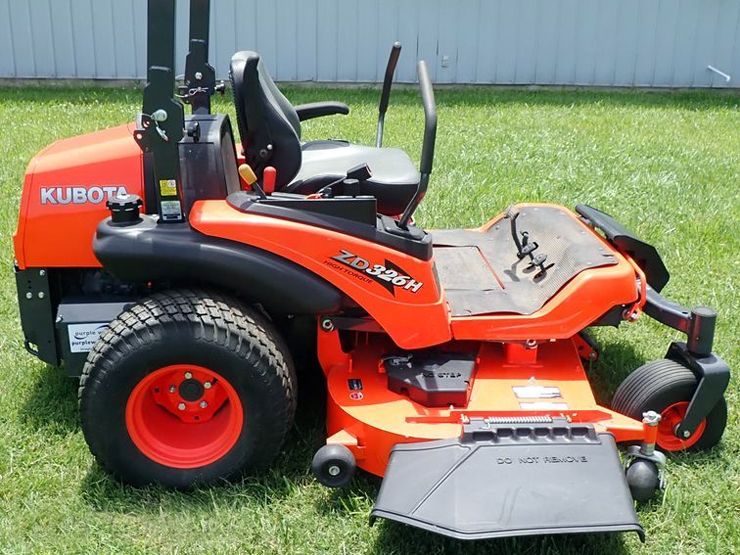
[294,101,350,121]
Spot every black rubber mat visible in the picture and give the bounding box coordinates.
[433,205,618,316]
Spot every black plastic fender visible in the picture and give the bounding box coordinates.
[575,204,669,292]
[93,215,346,315]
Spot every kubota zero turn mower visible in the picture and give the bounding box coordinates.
[13,0,730,542]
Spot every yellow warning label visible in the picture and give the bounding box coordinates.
[159,179,177,196]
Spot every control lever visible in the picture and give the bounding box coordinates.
[505,206,555,280]
[238,164,267,199]
[314,163,372,198]
[506,207,537,258]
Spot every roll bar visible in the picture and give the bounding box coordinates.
[134,0,186,223]
[398,60,437,229]
[376,42,402,148]
[182,0,217,114]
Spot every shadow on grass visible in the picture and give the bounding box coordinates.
[19,363,79,436]
[77,423,325,515]
[371,520,632,555]
[585,339,645,405]
[77,363,330,515]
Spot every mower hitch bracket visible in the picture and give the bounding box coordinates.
[665,341,730,439]
[644,286,717,356]
[643,287,727,438]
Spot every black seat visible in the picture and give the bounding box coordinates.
[229,51,419,215]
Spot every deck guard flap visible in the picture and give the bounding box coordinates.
[371,419,644,541]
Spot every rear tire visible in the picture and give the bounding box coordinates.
[79,288,296,488]
[611,359,727,452]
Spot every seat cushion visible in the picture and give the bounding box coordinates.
[285,140,420,215]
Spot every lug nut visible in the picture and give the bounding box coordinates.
[177,402,186,411]
[203,381,212,389]
[199,401,208,409]
[328,465,341,476]
[682,430,691,438]
[184,372,192,379]
[169,385,176,394]
[25,292,32,299]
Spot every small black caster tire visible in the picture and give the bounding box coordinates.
[626,460,660,502]
[611,359,727,452]
[312,444,356,488]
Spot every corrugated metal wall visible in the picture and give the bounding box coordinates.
[0,0,738,87]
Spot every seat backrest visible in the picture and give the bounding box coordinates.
[230,51,302,189]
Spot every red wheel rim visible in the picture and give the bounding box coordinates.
[125,364,243,468]
[657,401,706,451]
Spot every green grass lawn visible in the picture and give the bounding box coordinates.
[0,85,738,554]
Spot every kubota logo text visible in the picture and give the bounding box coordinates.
[40,186,129,205]
[328,249,423,295]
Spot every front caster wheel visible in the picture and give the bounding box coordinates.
[611,359,727,452]
[626,459,661,502]
[312,444,356,488]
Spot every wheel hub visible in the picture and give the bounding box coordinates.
[150,367,229,424]
[179,378,204,401]
[658,401,706,451]
[125,364,244,468]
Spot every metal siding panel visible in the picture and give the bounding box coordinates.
[295,0,317,81]
[132,0,146,78]
[416,0,438,82]
[2,0,738,87]
[110,0,136,79]
[375,0,398,80]
[436,0,461,83]
[555,0,578,84]
[689,3,719,87]
[632,0,660,86]
[376,0,399,81]
[573,0,598,85]
[455,0,479,83]
[354,0,378,82]
[50,0,78,78]
[474,0,498,84]
[234,0,258,59]
[732,3,740,87]
[256,1,278,78]
[174,0,188,76]
[612,0,640,86]
[670,0,699,87]
[534,0,560,84]
[91,0,116,78]
[593,1,619,85]
[69,0,95,78]
[0,0,17,77]
[29,0,55,77]
[395,0,418,82]
[514,1,538,84]
[336,0,357,81]
[276,0,298,81]
[653,0,680,86]
[316,0,338,81]
[211,0,237,79]
[495,1,518,84]
[9,0,35,76]
[710,0,740,88]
